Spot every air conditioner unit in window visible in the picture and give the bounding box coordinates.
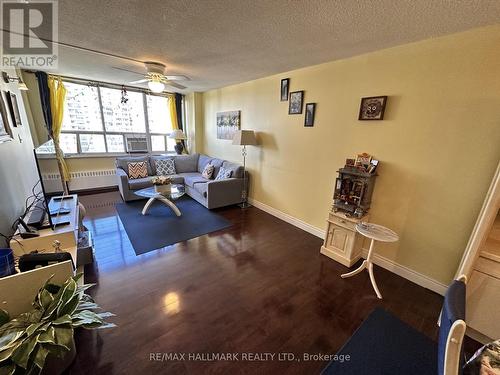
[125,135,148,153]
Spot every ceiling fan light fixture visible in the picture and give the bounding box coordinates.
[148,80,164,93]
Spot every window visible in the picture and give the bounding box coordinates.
[147,95,172,134]
[57,82,182,155]
[101,88,145,133]
[63,83,102,131]
[80,134,106,153]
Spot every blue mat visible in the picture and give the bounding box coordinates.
[321,307,437,375]
[115,196,233,255]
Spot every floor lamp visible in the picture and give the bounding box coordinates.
[232,130,257,208]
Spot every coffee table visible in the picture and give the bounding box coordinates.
[341,222,399,299]
[134,185,185,216]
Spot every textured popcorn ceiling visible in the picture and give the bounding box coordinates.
[53,0,500,92]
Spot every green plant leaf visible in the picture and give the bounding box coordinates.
[38,289,54,311]
[71,310,103,327]
[51,315,72,326]
[55,278,78,318]
[0,337,24,362]
[58,294,80,317]
[0,311,9,327]
[33,344,49,369]
[42,278,76,321]
[53,326,73,351]
[11,333,39,369]
[37,327,55,345]
[75,301,99,311]
[0,331,23,352]
[0,362,16,375]
[25,323,44,338]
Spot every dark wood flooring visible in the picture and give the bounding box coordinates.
[67,192,478,375]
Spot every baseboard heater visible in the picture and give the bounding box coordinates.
[42,170,117,193]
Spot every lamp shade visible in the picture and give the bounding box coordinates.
[232,130,257,146]
[169,129,187,140]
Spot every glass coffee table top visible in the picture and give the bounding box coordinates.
[134,184,185,200]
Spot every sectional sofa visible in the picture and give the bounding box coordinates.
[115,153,245,209]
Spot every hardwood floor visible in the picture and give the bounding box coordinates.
[68,192,475,374]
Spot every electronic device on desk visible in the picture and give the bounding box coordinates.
[25,144,71,230]
[15,217,39,239]
[18,252,74,272]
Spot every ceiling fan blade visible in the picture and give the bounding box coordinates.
[164,75,189,81]
[129,78,149,84]
[112,66,144,75]
[164,81,187,90]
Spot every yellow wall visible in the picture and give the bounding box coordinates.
[201,25,500,284]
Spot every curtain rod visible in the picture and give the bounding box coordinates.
[23,70,178,97]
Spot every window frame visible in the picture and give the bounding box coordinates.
[53,81,181,157]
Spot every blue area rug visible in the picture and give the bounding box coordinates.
[115,196,233,255]
[321,307,437,374]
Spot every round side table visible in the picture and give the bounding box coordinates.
[341,222,399,299]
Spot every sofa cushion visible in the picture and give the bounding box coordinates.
[210,158,224,177]
[116,156,152,175]
[181,173,210,188]
[197,154,213,173]
[222,161,244,178]
[150,155,172,175]
[201,164,215,179]
[128,176,153,190]
[215,167,233,180]
[127,162,148,179]
[155,159,176,176]
[174,154,199,173]
[194,182,208,198]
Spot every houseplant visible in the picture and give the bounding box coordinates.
[151,175,172,194]
[0,274,114,375]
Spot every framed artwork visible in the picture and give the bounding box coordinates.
[280,78,289,101]
[2,91,15,127]
[0,93,13,144]
[288,90,304,114]
[358,96,387,120]
[216,110,241,140]
[9,93,22,126]
[304,103,316,127]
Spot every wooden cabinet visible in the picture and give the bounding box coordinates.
[320,211,367,267]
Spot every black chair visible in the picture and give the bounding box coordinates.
[322,276,467,375]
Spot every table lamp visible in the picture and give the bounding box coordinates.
[232,130,257,208]
[169,129,187,154]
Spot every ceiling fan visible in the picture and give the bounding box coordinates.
[113,61,189,92]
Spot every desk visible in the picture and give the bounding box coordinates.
[341,222,399,299]
[10,195,79,268]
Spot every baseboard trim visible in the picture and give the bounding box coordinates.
[248,198,325,238]
[361,248,448,295]
[248,197,447,296]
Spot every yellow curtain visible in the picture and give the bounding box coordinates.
[48,76,70,183]
[168,95,179,130]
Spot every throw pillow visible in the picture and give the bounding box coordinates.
[155,159,176,176]
[214,167,232,180]
[127,161,148,179]
[202,163,215,179]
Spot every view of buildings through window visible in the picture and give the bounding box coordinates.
[40,81,177,154]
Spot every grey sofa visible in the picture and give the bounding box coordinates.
[115,153,245,209]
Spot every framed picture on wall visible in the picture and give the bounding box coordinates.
[304,103,316,127]
[9,93,22,126]
[2,91,15,127]
[288,90,304,114]
[280,78,289,101]
[216,110,241,140]
[0,93,13,144]
[358,96,388,120]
